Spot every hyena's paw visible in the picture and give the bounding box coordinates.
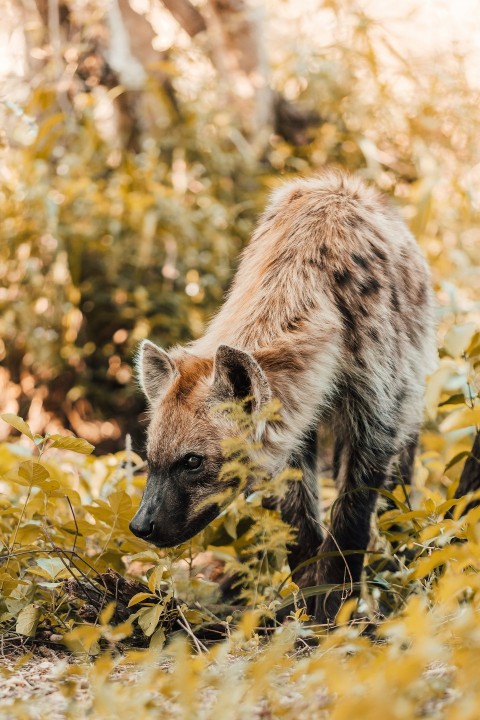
[290,562,360,627]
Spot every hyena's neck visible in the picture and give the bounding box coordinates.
[192,324,341,465]
[254,333,341,462]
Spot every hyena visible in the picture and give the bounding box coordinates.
[130,170,437,623]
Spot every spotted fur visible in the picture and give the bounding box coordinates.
[130,170,437,624]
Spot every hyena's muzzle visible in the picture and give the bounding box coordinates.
[129,469,225,547]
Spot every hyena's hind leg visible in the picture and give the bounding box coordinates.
[373,435,419,575]
[295,404,400,625]
[279,424,324,580]
[314,439,393,624]
[380,435,418,514]
[290,434,417,623]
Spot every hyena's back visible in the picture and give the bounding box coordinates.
[194,170,436,454]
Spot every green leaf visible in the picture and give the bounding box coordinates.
[15,604,40,637]
[1,414,34,440]
[48,435,94,455]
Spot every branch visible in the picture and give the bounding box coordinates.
[160,0,207,37]
[33,0,71,34]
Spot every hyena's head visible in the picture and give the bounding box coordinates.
[129,340,271,547]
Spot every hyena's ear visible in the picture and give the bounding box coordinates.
[137,340,177,404]
[213,345,271,412]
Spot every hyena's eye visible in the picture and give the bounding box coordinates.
[183,454,204,471]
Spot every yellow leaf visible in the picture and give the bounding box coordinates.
[16,524,42,545]
[107,490,132,516]
[335,598,357,625]
[149,627,166,650]
[412,546,458,579]
[15,604,40,637]
[148,565,165,594]
[64,625,102,655]
[238,610,262,639]
[438,393,467,409]
[424,366,456,419]
[108,620,133,641]
[182,608,205,624]
[18,460,50,486]
[127,592,156,608]
[444,323,477,358]
[114,450,144,466]
[466,332,480,357]
[100,601,116,625]
[444,451,470,472]
[36,557,65,580]
[279,581,299,599]
[463,504,480,526]
[126,550,160,564]
[1,414,34,440]
[48,434,94,455]
[440,404,480,433]
[33,112,64,149]
[425,498,436,515]
[138,604,164,637]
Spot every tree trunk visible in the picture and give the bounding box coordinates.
[160,0,207,37]
[206,0,273,152]
[158,0,320,152]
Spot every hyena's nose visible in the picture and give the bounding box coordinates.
[129,517,154,539]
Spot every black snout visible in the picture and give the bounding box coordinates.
[129,517,155,539]
[129,470,223,548]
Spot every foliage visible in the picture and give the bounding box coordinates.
[0,402,304,651]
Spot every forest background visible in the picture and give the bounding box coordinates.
[1,1,480,718]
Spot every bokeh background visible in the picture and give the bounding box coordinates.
[1,0,479,454]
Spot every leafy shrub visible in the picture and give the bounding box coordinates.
[0,402,301,651]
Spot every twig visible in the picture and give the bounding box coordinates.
[66,496,79,554]
[176,604,208,654]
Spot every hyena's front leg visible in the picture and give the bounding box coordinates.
[279,425,324,579]
[302,440,391,625]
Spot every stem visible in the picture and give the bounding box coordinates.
[0,485,33,592]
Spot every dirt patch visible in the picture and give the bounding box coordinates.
[0,646,89,720]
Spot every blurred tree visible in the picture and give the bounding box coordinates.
[30,0,318,153]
